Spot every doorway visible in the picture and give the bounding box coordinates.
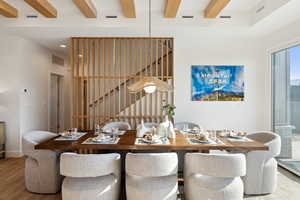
[50,74,63,133]
[272,44,300,176]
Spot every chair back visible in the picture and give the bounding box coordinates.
[137,122,158,129]
[247,131,281,157]
[60,153,121,178]
[103,122,131,130]
[22,131,57,156]
[126,153,178,177]
[185,153,246,178]
[175,122,200,130]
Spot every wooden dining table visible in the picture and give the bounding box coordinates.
[35,130,268,153]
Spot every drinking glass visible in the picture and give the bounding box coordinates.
[95,124,101,135]
[183,124,188,131]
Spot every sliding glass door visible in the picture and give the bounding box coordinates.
[272,45,300,176]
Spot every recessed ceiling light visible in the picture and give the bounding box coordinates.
[182,16,194,19]
[106,16,118,18]
[60,44,67,48]
[78,54,83,58]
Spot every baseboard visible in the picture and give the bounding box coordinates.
[6,151,23,158]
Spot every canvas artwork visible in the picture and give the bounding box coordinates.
[191,65,244,101]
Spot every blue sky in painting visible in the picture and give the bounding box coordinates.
[290,45,300,81]
[191,65,244,100]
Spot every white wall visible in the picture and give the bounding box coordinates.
[0,34,71,157]
[173,31,269,132]
[0,35,23,157]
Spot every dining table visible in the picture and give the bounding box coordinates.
[35,130,268,200]
[35,130,269,153]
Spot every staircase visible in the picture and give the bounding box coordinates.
[87,49,173,127]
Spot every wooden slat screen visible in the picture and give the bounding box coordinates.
[71,37,174,130]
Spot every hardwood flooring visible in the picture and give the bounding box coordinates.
[1,157,300,200]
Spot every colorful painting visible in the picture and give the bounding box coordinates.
[191,65,244,101]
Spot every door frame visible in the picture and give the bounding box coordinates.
[49,73,64,132]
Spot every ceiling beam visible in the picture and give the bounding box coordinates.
[0,0,18,18]
[72,0,97,18]
[165,0,182,18]
[120,0,136,18]
[24,0,57,18]
[204,0,231,18]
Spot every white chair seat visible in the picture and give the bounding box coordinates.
[186,175,243,200]
[126,175,177,200]
[62,175,119,200]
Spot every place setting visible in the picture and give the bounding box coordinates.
[218,129,252,142]
[186,130,224,145]
[135,133,170,145]
[82,124,122,145]
[54,128,87,141]
[178,126,204,135]
[82,133,120,145]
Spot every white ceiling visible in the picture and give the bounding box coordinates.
[1,0,299,56]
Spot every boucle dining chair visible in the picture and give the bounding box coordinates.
[174,122,200,130]
[184,153,246,200]
[103,121,131,130]
[60,153,121,200]
[137,122,158,129]
[243,131,281,195]
[22,131,62,194]
[126,153,178,200]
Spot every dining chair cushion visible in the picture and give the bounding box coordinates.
[60,153,121,178]
[185,153,246,178]
[126,153,178,177]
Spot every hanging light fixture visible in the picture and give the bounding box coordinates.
[127,0,173,94]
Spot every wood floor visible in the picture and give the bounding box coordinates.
[1,157,300,200]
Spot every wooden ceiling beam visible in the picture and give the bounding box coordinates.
[24,0,57,18]
[165,0,182,18]
[72,0,97,18]
[0,0,18,18]
[120,0,136,18]
[204,0,231,18]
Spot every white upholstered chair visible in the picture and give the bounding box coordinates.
[137,122,158,129]
[184,153,246,200]
[22,131,62,194]
[60,153,121,200]
[174,122,200,130]
[126,153,178,200]
[243,131,281,195]
[103,122,131,131]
